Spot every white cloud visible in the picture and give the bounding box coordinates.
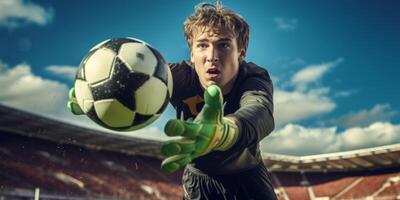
[0,0,53,28]
[272,58,346,127]
[262,124,339,156]
[331,104,398,129]
[291,58,343,91]
[274,17,298,31]
[291,64,330,86]
[339,122,400,150]
[262,122,400,156]
[0,61,68,115]
[274,87,336,128]
[46,65,77,80]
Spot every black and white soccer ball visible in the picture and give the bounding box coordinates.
[74,37,173,131]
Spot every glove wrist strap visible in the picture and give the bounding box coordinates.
[214,117,239,151]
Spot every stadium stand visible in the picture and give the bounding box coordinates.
[376,176,400,198]
[335,170,399,199]
[0,130,183,200]
[0,104,399,200]
[266,150,400,200]
[305,171,360,197]
[274,173,310,200]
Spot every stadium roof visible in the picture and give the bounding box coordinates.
[0,104,162,158]
[263,144,400,172]
[1,104,399,172]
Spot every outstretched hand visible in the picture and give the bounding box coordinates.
[160,85,239,173]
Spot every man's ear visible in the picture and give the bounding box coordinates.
[190,51,194,64]
[239,49,246,62]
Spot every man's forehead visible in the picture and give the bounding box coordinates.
[193,26,235,41]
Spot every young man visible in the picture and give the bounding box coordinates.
[68,2,277,199]
[159,3,277,199]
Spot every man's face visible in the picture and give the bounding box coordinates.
[190,27,245,94]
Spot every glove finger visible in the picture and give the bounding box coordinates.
[200,85,224,123]
[67,88,84,115]
[161,138,196,157]
[164,119,200,138]
[161,154,191,173]
[67,101,84,115]
[68,87,76,100]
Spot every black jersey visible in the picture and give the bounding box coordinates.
[169,60,274,175]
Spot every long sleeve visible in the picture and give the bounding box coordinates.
[227,75,275,150]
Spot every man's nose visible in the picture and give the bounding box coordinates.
[206,46,219,62]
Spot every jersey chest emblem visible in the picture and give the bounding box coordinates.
[183,95,204,116]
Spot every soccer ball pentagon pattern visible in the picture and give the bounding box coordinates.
[74,37,173,131]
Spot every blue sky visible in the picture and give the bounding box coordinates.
[1,0,399,156]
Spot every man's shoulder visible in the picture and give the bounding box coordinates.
[168,60,192,71]
[239,61,271,81]
[168,60,196,84]
[168,60,200,102]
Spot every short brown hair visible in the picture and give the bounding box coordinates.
[183,3,250,53]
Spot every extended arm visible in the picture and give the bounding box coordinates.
[227,76,274,151]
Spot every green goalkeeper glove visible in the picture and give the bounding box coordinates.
[67,87,84,115]
[160,85,239,173]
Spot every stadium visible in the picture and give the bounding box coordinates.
[0,104,399,200]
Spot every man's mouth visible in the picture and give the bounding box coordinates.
[206,68,221,79]
[206,68,221,74]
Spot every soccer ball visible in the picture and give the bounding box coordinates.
[74,37,173,131]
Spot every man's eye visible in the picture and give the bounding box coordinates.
[197,44,208,48]
[221,43,230,48]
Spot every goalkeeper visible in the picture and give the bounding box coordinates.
[68,2,277,199]
[161,3,277,200]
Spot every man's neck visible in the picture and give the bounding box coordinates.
[221,74,238,95]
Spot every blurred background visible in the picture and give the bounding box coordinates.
[0,0,399,199]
